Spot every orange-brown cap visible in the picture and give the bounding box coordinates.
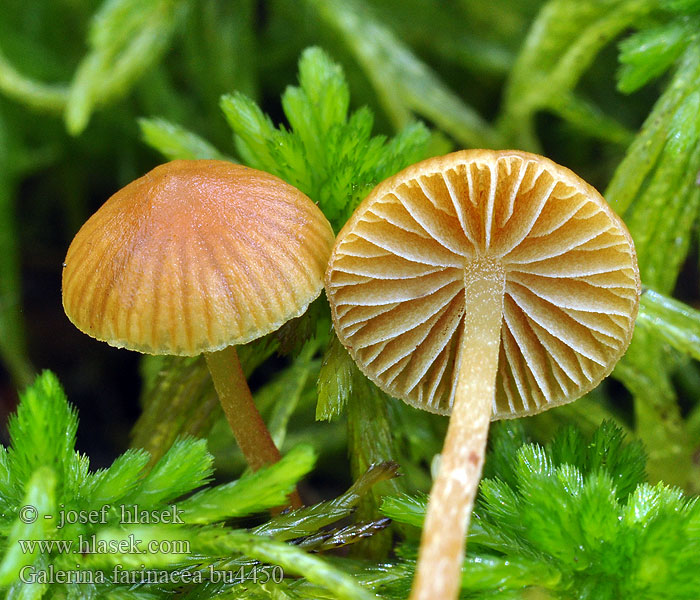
[325,149,640,418]
[63,160,335,355]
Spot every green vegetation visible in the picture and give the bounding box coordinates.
[1,0,700,597]
[0,372,390,599]
[384,421,700,599]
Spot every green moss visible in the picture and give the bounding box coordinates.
[2,1,700,597]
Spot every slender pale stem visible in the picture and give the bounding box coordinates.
[205,345,302,508]
[410,259,506,600]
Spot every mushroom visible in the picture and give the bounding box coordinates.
[62,160,335,489]
[324,149,640,599]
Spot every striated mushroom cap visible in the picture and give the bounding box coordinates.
[63,160,335,356]
[325,149,640,418]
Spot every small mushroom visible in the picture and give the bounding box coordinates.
[325,150,640,599]
[63,160,334,490]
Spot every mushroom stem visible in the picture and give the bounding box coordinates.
[410,258,505,600]
[205,346,302,508]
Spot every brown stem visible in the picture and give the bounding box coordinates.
[410,259,505,600]
[205,345,302,508]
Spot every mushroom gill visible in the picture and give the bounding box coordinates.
[327,150,640,417]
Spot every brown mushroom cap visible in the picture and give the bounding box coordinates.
[63,160,335,356]
[325,149,640,418]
